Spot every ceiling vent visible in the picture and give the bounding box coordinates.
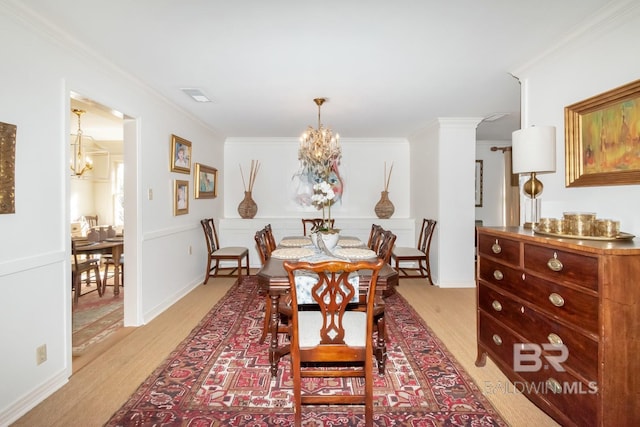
[181,88,212,103]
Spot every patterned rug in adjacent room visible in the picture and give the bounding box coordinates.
[106,276,505,426]
[73,283,123,355]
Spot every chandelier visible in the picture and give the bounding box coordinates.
[70,108,93,177]
[299,98,341,180]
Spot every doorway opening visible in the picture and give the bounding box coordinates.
[69,93,128,369]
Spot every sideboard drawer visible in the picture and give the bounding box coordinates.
[479,284,598,382]
[524,244,598,291]
[480,311,598,426]
[522,274,599,335]
[478,258,522,290]
[478,234,520,266]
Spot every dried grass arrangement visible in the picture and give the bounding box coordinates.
[238,160,260,219]
[239,159,260,193]
[383,161,394,191]
[375,161,395,219]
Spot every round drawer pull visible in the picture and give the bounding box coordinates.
[546,377,562,394]
[491,300,503,311]
[491,240,502,254]
[492,334,503,346]
[493,270,504,280]
[548,293,565,307]
[547,333,563,346]
[547,252,564,272]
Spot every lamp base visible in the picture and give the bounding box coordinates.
[523,197,541,229]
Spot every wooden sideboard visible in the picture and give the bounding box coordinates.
[475,227,640,426]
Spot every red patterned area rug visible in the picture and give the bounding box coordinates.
[106,276,505,426]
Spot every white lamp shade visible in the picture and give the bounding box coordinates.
[512,126,556,174]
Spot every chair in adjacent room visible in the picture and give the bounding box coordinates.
[83,214,99,228]
[200,218,250,284]
[71,240,103,306]
[283,258,385,425]
[391,218,437,285]
[301,218,335,236]
[103,254,124,288]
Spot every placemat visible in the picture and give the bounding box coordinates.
[271,248,315,259]
[279,238,312,247]
[338,238,363,248]
[334,248,377,259]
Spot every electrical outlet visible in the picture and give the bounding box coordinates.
[36,344,47,365]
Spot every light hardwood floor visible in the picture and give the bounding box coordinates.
[13,274,558,426]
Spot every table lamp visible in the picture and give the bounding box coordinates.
[512,126,556,228]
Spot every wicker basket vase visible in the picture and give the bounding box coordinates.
[238,191,258,219]
[374,190,394,219]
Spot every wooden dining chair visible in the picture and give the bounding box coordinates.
[283,258,385,425]
[201,218,250,284]
[254,225,289,343]
[368,227,395,372]
[71,240,103,306]
[391,218,437,285]
[367,224,384,252]
[301,218,335,236]
[374,229,396,263]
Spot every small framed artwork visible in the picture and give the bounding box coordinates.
[170,134,192,174]
[475,160,483,207]
[174,180,189,215]
[194,163,218,199]
[565,79,640,187]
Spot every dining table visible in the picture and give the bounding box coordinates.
[256,235,398,376]
[74,237,124,295]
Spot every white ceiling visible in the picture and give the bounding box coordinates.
[19,0,611,141]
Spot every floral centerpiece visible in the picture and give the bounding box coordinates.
[310,180,340,250]
[311,180,338,233]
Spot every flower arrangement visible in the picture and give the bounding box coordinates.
[311,180,338,233]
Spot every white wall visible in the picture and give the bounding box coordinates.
[0,4,224,424]
[223,138,411,219]
[222,138,414,266]
[513,1,640,236]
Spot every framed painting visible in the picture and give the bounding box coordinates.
[170,134,192,174]
[475,160,483,207]
[565,79,640,187]
[174,180,189,215]
[194,163,218,199]
[0,121,16,214]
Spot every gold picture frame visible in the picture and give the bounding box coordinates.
[194,163,218,199]
[565,79,640,187]
[0,121,16,214]
[170,134,192,174]
[174,180,189,215]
